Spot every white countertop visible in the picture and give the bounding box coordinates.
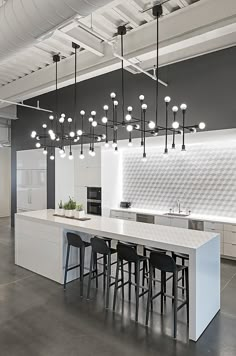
[111,207,236,225]
[16,209,218,252]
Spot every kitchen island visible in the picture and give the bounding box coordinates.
[15,209,220,342]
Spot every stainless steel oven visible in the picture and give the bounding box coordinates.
[87,187,101,201]
[87,187,102,216]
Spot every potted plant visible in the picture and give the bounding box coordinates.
[64,197,76,218]
[56,200,64,216]
[74,204,85,219]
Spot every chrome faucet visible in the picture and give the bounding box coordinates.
[176,199,182,214]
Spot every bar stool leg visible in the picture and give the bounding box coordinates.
[185,268,189,324]
[128,262,132,301]
[182,257,185,295]
[106,253,111,309]
[121,260,125,300]
[87,250,94,300]
[135,260,140,323]
[142,248,147,289]
[79,246,85,298]
[113,259,120,311]
[103,255,107,291]
[94,253,98,289]
[64,244,70,290]
[145,263,153,326]
[161,271,165,314]
[173,271,178,338]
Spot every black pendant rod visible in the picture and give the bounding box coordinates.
[118,26,126,126]
[72,43,80,133]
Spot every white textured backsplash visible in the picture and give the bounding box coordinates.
[122,143,236,218]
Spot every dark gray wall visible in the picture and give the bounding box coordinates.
[11,46,236,224]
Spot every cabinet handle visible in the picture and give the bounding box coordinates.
[232,243,236,246]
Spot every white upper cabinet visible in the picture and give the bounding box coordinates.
[17,149,47,170]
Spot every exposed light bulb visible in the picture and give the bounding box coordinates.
[180,103,187,111]
[190,127,197,134]
[49,115,54,120]
[50,155,55,160]
[42,124,47,129]
[48,129,53,135]
[88,117,93,122]
[80,110,85,116]
[141,103,147,110]
[128,141,133,147]
[97,136,101,142]
[51,134,56,141]
[104,142,109,148]
[76,130,82,136]
[114,148,118,154]
[91,110,96,116]
[199,122,206,130]
[125,114,132,121]
[148,121,155,129]
[56,137,60,141]
[69,131,75,138]
[114,100,118,106]
[69,153,74,160]
[61,152,66,158]
[172,121,180,129]
[74,138,78,142]
[91,150,95,157]
[103,105,109,111]
[112,142,117,148]
[142,154,147,162]
[92,121,97,127]
[164,96,171,103]
[134,124,140,130]
[172,106,178,112]
[110,92,116,99]
[59,117,64,123]
[126,124,133,132]
[61,113,65,118]
[67,117,72,123]
[80,153,85,159]
[139,95,144,101]
[31,131,37,138]
[43,148,48,155]
[36,135,40,141]
[36,142,41,148]
[102,116,108,124]
[59,148,64,155]
[102,134,106,140]
[127,106,133,112]
[89,149,93,156]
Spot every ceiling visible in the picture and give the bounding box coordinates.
[0,0,235,108]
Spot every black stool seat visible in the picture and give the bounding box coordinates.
[64,232,91,297]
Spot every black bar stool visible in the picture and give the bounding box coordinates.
[87,236,117,309]
[113,242,148,322]
[146,251,189,338]
[64,232,91,297]
[143,246,167,287]
[172,252,189,295]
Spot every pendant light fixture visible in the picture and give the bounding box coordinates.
[30,4,205,162]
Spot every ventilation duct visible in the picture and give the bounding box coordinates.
[0,0,113,63]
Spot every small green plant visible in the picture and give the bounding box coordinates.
[58,200,63,209]
[64,197,76,210]
[76,204,83,211]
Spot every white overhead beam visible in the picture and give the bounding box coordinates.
[59,27,104,57]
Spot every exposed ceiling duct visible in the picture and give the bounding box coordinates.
[0,0,113,63]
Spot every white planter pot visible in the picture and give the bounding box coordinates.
[64,210,74,218]
[74,210,85,219]
[56,208,64,216]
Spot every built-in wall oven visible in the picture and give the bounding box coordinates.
[87,187,101,216]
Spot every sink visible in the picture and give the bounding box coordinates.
[163,212,190,217]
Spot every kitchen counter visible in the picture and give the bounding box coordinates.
[111,207,236,225]
[15,209,220,342]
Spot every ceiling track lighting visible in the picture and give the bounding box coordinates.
[30,5,205,161]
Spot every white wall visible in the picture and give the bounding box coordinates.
[55,148,75,207]
[0,147,11,217]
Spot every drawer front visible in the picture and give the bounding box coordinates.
[224,224,236,232]
[171,218,188,229]
[110,210,123,219]
[155,216,171,226]
[122,216,136,221]
[224,230,236,244]
[224,243,236,258]
[122,211,136,220]
[204,221,224,231]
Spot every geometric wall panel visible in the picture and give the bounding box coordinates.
[122,143,236,218]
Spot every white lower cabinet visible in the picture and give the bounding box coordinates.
[223,224,236,258]
[110,210,136,221]
[171,217,189,229]
[155,216,171,226]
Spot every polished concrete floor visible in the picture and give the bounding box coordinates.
[0,217,236,356]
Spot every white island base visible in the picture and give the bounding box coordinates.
[15,210,220,342]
